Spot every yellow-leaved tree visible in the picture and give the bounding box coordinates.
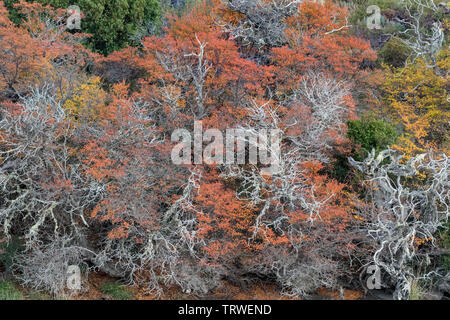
[60,76,107,123]
[382,49,449,157]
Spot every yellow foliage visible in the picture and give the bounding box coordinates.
[382,49,449,157]
[60,77,107,123]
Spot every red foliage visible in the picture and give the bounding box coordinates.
[272,0,376,91]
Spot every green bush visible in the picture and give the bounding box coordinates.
[78,0,161,55]
[378,37,412,68]
[0,236,23,274]
[0,281,24,300]
[349,0,403,26]
[6,0,161,55]
[347,117,398,160]
[3,0,24,24]
[101,282,134,300]
[438,222,450,272]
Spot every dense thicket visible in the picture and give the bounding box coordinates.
[0,0,448,299]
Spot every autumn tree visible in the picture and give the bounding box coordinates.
[100,0,375,296]
[0,85,100,295]
[0,2,44,98]
[4,0,446,300]
[382,50,449,157]
[270,0,376,93]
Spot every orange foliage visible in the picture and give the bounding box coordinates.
[272,0,376,91]
[194,169,258,264]
[0,2,44,95]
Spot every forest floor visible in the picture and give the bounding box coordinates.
[0,269,366,300]
[69,271,365,301]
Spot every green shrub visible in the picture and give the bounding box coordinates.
[101,282,134,300]
[0,281,24,300]
[0,236,23,274]
[78,0,161,55]
[5,0,162,55]
[438,222,450,272]
[349,0,403,26]
[378,37,412,68]
[3,0,24,24]
[27,291,52,300]
[328,154,352,183]
[347,117,398,160]
[409,279,425,300]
